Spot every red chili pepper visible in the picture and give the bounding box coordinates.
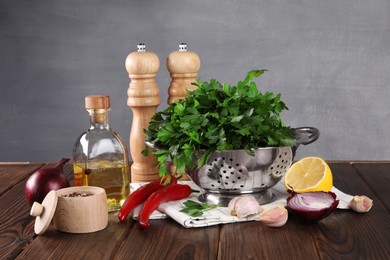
[118,175,177,222]
[138,184,192,229]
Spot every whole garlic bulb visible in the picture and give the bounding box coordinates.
[228,195,262,218]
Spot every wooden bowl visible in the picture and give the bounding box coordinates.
[31,186,108,234]
[54,186,108,233]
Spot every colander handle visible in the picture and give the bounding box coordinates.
[294,127,320,146]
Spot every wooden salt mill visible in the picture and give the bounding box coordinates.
[167,43,201,178]
[125,43,161,182]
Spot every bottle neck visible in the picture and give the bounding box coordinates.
[87,109,110,129]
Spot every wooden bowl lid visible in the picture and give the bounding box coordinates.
[30,190,58,235]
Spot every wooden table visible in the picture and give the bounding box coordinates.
[1,161,389,259]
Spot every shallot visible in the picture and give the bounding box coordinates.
[228,195,262,218]
[287,191,339,222]
[25,158,70,206]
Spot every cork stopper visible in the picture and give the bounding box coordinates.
[85,95,110,110]
[85,95,110,124]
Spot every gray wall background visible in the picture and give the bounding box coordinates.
[1,0,389,162]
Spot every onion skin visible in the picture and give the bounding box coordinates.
[25,158,70,206]
[287,191,339,222]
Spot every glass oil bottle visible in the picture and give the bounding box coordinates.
[73,95,130,212]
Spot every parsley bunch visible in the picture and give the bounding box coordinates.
[143,70,295,178]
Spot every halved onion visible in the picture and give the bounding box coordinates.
[287,191,339,222]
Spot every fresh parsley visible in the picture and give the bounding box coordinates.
[179,200,220,217]
[143,70,296,178]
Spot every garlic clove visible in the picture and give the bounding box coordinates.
[228,195,262,218]
[257,205,288,227]
[228,196,239,216]
[350,195,373,213]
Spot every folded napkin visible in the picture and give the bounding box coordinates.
[131,180,354,228]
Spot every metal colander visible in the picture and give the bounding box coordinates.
[147,127,319,206]
[190,147,293,192]
[187,147,293,205]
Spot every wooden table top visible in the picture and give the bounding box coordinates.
[0,161,389,260]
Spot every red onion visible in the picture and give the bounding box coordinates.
[287,191,339,222]
[25,158,70,206]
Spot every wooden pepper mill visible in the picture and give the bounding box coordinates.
[125,43,161,182]
[167,43,201,103]
[167,43,201,179]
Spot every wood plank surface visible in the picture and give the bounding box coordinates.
[115,218,220,259]
[0,163,44,196]
[0,172,38,259]
[313,163,390,259]
[15,213,132,259]
[218,219,320,260]
[12,164,134,259]
[1,162,389,260]
[0,163,72,260]
[218,163,390,260]
[352,162,390,211]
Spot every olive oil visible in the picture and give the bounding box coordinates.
[73,95,130,212]
[73,161,129,211]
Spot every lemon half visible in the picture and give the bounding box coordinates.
[284,157,333,193]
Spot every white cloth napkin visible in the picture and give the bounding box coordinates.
[131,180,354,228]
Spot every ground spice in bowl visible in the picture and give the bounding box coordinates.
[61,192,93,197]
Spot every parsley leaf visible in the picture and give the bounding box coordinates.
[143,70,296,178]
[179,200,220,217]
